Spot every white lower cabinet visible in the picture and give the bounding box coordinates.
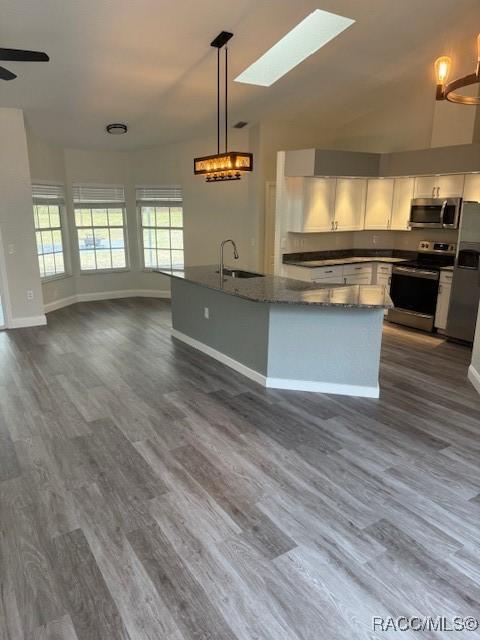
[284,261,396,294]
[375,263,392,288]
[344,274,372,284]
[282,263,344,283]
[343,263,373,284]
[435,271,453,330]
[375,263,392,316]
[282,264,313,282]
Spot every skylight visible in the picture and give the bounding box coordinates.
[234,9,355,87]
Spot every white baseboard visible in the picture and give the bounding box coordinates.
[45,289,171,313]
[171,328,380,397]
[8,314,47,329]
[171,329,267,386]
[266,377,380,398]
[468,364,480,395]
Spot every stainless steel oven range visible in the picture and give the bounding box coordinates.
[387,241,456,332]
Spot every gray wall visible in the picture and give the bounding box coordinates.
[171,278,270,375]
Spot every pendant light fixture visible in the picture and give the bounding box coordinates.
[435,33,480,105]
[194,31,253,182]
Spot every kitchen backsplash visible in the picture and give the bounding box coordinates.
[287,229,458,254]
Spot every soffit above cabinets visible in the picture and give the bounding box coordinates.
[284,143,480,178]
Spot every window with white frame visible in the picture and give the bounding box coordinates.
[32,184,67,279]
[137,186,184,270]
[73,185,127,272]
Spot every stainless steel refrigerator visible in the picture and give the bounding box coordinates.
[446,201,480,343]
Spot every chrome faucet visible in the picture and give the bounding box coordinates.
[219,239,239,280]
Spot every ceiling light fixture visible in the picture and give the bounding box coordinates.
[194,31,253,183]
[234,9,355,87]
[106,123,128,135]
[435,33,480,105]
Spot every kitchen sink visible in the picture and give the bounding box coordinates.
[217,268,265,279]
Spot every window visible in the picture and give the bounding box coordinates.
[73,185,127,272]
[32,184,67,279]
[137,186,184,270]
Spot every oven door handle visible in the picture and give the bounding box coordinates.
[393,266,439,280]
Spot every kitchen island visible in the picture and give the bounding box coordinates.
[157,266,393,398]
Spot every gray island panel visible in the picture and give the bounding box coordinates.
[171,278,269,375]
[267,305,383,391]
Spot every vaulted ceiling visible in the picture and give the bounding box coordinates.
[1,0,479,150]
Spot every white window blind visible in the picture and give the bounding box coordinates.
[137,185,184,270]
[73,185,127,271]
[136,186,182,205]
[73,185,125,206]
[32,184,66,279]
[32,184,65,204]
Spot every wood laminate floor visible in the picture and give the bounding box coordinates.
[1,298,479,639]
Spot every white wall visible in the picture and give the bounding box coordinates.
[25,123,258,312]
[130,128,258,270]
[0,109,45,326]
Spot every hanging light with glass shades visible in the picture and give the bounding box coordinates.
[194,31,253,182]
[434,33,480,105]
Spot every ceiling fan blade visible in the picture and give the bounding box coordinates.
[0,48,49,62]
[0,66,17,80]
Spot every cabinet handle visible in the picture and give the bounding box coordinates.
[437,186,440,197]
[331,220,334,231]
[439,284,442,294]
[335,221,338,230]
[432,187,435,197]
[325,270,333,274]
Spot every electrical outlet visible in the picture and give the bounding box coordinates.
[27,290,34,300]
[373,235,379,245]
[204,307,209,320]
[8,244,15,255]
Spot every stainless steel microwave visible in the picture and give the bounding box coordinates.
[409,197,462,229]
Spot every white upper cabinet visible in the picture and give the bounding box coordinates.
[390,177,415,230]
[463,173,480,202]
[283,177,306,232]
[413,176,437,198]
[364,179,394,230]
[334,179,367,231]
[302,178,336,232]
[437,174,465,197]
[414,174,465,199]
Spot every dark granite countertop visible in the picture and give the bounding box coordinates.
[441,265,454,272]
[156,265,393,309]
[283,249,415,269]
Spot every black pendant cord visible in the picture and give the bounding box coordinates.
[217,47,220,155]
[225,47,228,153]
